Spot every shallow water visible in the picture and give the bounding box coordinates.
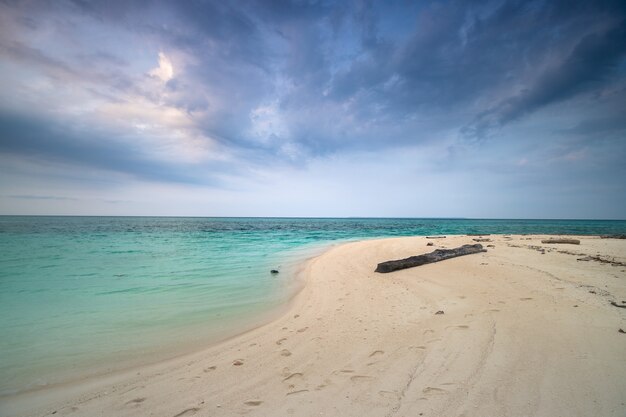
[1,216,625,395]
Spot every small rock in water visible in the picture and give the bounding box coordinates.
[435,310,445,315]
[270,269,279,274]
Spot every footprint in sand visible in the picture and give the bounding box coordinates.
[520,297,533,301]
[297,327,308,333]
[280,349,292,357]
[172,408,200,417]
[369,350,384,357]
[232,359,244,366]
[379,390,399,400]
[350,375,373,382]
[203,366,216,372]
[422,387,447,395]
[282,372,304,382]
[125,398,146,407]
[409,346,426,351]
[244,400,263,407]
[276,338,287,345]
[286,389,309,396]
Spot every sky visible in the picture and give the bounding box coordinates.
[0,0,625,219]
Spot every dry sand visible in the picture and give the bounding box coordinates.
[3,235,626,417]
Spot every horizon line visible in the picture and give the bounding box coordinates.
[0,215,625,221]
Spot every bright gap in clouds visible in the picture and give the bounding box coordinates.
[150,52,174,83]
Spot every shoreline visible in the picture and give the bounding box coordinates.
[3,234,625,417]
[0,241,334,396]
[0,240,346,412]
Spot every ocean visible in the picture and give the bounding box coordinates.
[1,216,625,396]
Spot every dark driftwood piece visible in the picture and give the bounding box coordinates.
[426,236,446,239]
[610,301,626,309]
[472,238,492,242]
[375,244,486,273]
[541,238,580,245]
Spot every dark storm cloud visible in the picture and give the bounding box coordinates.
[0,113,218,185]
[462,16,626,141]
[328,1,626,125]
[0,0,625,176]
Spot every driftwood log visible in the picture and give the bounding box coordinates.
[375,244,486,273]
[541,238,580,245]
[426,236,446,239]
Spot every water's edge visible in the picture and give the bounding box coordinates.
[0,240,336,404]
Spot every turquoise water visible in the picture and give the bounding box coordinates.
[1,216,625,396]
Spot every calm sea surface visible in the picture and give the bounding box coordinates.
[1,216,625,395]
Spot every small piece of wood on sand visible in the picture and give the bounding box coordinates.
[541,238,580,245]
[375,244,486,273]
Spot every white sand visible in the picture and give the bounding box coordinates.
[3,235,626,417]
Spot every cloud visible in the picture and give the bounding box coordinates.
[4,0,624,158]
[7,194,78,201]
[149,52,174,82]
[0,112,223,185]
[462,17,626,141]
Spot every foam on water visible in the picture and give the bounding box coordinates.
[1,216,625,395]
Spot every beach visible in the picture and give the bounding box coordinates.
[3,234,626,417]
